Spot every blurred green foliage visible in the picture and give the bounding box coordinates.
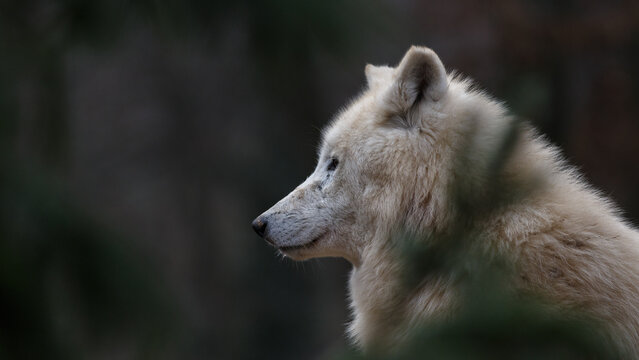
[339,279,617,359]
[0,169,173,358]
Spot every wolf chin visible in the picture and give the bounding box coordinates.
[252,46,639,356]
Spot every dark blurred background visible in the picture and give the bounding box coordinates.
[1,0,638,359]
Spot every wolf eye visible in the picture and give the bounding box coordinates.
[327,158,339,172]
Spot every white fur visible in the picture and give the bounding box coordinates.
[255,46,639,356]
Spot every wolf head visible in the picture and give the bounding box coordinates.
[252,46,508,266]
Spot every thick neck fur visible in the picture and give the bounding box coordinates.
[347,78,639,356]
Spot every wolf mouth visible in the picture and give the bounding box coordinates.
[278,233,325,253]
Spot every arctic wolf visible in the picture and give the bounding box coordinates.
[252,46,639,356]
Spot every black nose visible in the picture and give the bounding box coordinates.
[252,217,267,238]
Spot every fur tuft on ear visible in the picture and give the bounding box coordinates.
[365,64,393,90]
[392,46,448,108]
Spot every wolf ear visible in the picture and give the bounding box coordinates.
[365,64,393,90]
[391,46,448,109]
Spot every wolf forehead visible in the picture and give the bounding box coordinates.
[319,47,462,158]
